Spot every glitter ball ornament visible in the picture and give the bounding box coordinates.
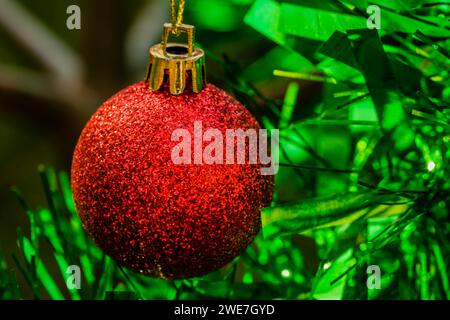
[71,23,273,279]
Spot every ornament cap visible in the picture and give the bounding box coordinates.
[145,23,206,95]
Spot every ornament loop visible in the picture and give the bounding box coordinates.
[145,23,206,95]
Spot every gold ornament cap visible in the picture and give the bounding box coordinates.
[145,23,206,95]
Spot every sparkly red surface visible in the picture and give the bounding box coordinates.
[71,82,273,279]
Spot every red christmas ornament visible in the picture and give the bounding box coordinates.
[71,23,273,279]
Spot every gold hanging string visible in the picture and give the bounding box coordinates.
[170,0,185,35]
